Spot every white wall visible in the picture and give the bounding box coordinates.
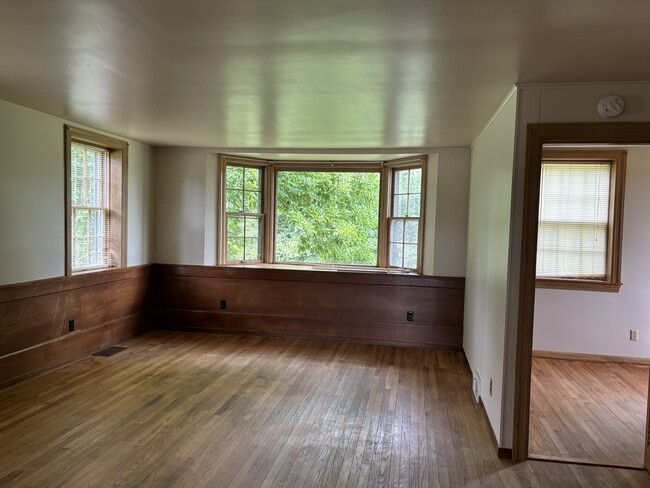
[0,99,154,285]
[153,147,470,277]
[431,149,470,277]
[464,89,517,443]
[153,147,209,265]
[534,146,650,358]
[501,81,650,449]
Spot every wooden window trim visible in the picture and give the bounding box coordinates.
[65,126,128,276]
[217,154,427,273]
[384,157,427,273]
[218,155,271,265]
[535,149,626,292]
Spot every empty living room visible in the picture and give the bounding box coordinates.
[1,1,649,486]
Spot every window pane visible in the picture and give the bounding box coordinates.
[408,194,421,217]
[90,210,105,238]
[244,167,260,191]
[275,171,380,265]
[394,194,408,217]
[245,216,260,238]
[395,169,409,194]
[244,238,260,261]
[86,150,96,178]
[226,166,244,190]
[89,237,105,267]
[244,191,260,213]
[73,238,89,268]
[227,238,244,261]
[389,243,403,267]
[404,220,419,244]
[74,209,89,238]
[71,146,84,178]
[404,244,418,269]
[390,219,404,243]
[409,168,422,193]
[226,190,244,213]
[227,216,245,238]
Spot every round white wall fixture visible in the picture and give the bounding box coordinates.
[597,95,625,118]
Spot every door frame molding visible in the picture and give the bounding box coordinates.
[512,122,650,466]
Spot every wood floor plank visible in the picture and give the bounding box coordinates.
[0,331,648,487]
[529,357,649,467]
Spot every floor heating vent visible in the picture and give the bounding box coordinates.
[93,346,127,357]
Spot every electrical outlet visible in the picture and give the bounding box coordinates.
[630,329,639,341]
[489,377,493,397]
[220,299,227,310]
[68,319,75,332]
[406,311,414,321]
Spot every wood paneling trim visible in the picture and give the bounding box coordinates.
[0,266,150,388]
[151,263,465,289]
[0,265,150,303]
[152,309,463,349]
[151,264,464,349]
[0,313,144,388]
[533,350,650,365]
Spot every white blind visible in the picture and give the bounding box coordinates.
[537,162,611,279]
[71,142,110,271]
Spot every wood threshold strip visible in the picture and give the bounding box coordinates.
[528,454,646,471]
[533,350,650,365]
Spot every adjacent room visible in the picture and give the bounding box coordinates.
[1,1,649,486]
[528,144,650,468]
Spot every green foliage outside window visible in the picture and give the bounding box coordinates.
[275,171,380,266]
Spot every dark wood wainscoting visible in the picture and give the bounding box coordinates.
[151,264,464,349]
[0,265,150,387]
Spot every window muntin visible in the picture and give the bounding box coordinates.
[536,150,626,291]
[219,155,426,272]
[70,142,110,271]
[225,165,264,263]
[388,167,422,269]
[275,170,381,266]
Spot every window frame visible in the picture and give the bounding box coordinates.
[383,158,428,272]
[65,126,128,275]
[218,155,427,273]
[218,155,272,265]
[224,163,265,264]
[535,149,626,292]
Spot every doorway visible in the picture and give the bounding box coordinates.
[512,123,650,474]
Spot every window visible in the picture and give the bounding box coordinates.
[65,126,128,274]
[536,150,626,291]
[388,166,422,269]
[225,164,264,263]
[275,170,381,266]
[218,155,427,272]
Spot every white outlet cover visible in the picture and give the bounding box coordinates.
[472,376,481,403]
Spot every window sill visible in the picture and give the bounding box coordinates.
[71,265,120,276]
[226,262,419,275]
[536,278,621,292]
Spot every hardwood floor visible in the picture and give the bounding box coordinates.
[529,357,649,468]
[0,331,648,487]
